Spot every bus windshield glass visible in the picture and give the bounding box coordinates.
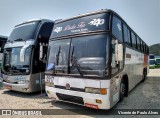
[3,46,32,74]
[8,21,39,41]
[46,34,109,77]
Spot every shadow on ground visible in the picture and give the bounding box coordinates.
[1,89,48,99]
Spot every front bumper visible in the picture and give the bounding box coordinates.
[46,86,111,109]
[3,82,31,93]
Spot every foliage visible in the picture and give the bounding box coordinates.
[149,43,160,55]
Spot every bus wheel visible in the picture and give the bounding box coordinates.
[119,80,125,102]
[142,70,147,82]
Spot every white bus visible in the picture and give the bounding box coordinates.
[2,19,54,93]
[45,9,149,109]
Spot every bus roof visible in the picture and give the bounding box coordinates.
[0,35,7,41]
[54,9,131,28]
[15,19,54,27]
[55,9,112,24]
[52,9,148,46]
[0,35,7,39]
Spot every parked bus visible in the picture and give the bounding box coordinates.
[45,9,149,109]
[149,59,156,69]
[2,19,54,93]
[0,36,7,82]
[155,58,160,68]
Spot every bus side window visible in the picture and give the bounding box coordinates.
[137,37,140,51]
[141,41,144,53]
[112,16,123,42]
[131,32,137,49]
[38,23,54,42]
[123,24,131,46]
[138,37,141,51]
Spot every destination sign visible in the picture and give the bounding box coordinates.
[51,13,110,38]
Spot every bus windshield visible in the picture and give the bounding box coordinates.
[46,34,109,77]
[8,21,39,41]
[3,46,31,74]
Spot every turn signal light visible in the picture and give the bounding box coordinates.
[100,88,107,95]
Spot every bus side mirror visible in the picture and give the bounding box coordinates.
[20,45,30,62]
[39,43,48,61]
[39,43,44,60]
[115,44,123,62]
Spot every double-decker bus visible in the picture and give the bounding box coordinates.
[2,19,54,93]
[45,9,149,109]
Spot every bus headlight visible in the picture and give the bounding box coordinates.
[93,88,101,94]
[85,87,107,95]
[85,87,93,93]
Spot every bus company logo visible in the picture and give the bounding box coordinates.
[2,110,12,115]
[54,27,62,33]
[89,18,105,27]
[65,83,70,90]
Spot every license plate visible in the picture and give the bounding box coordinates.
[5,85,12,89]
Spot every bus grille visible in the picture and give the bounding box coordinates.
[55,85,85,92]
[56,93,84,105]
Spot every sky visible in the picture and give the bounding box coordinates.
[0,0,159,46]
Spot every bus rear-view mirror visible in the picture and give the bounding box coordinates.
[20,45,30,62]
[39,43,48,61]
[115,44,123,62]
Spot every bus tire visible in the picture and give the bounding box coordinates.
[119,79,126,102]
[141,70,147,82]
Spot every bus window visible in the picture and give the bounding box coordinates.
[123,24,131,46]
[137,37,141,51]
[112,16,123,42]
[144,44,146,53]
[142,42,144,52]
[38,23,54,42]
[128,29,132,47]
[123,24,128,45]
[139,38,142,51]
[131,32,137,49]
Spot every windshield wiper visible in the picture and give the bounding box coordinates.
[14,38,25,42]
[70,46,83,77]
[11,69,23,75]
[5,65,24,75]
[56,46,61,65]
